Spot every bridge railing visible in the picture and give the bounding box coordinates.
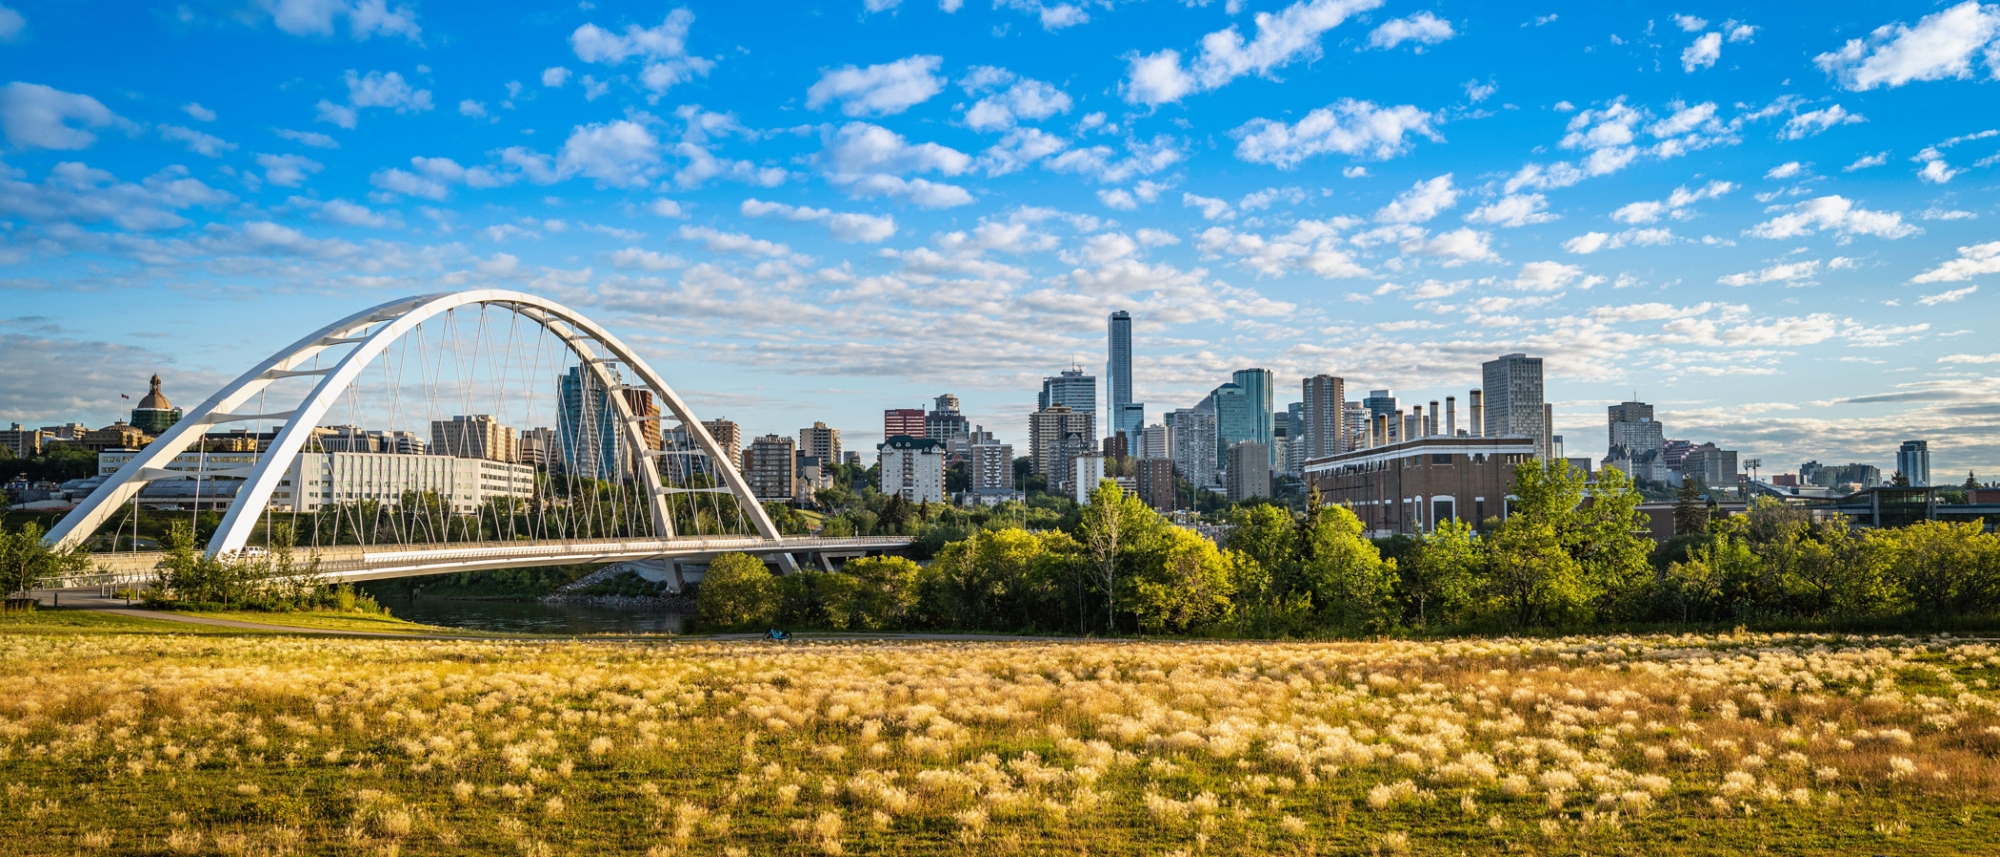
[43,535,913,589]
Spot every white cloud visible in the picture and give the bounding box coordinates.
[1562,228,1674,254]
[958,67,1072,131]
[1814,1,2000,90]
[1121,0,1384,105]
[1463,78,1497,103]
[1512,260,1602,291]
[313,198,390,227]
[1747,195,1919,240]
[1765,161,1803,179]
[1374,174,1458,224]
[1135,228,1179,247]
[1918,285,1979,305]
[646,198,686,218]
[1611,180,1733,224]
[556,120,661,188]
[1681,31,1722,72]
[1465,193,1555,228]
[1922,206,1978,221]
[0,162,233,231]
[0,82,116,150]
[160,124,235,157]
[677,225,796,258]
[1672,14,1708,32]
[806,55,945,117]
[741,198,897,242]
[1368,12,1454,51]
[609,247,686,271]
[842,174,974,207]
[542,67,572,87]
[181,102,216,122]
[256,153,323,187]
[1917,157,1959,184]
[1911,241,2000,282]
[315,69,432,129]
[1844,151,1887,171]
[1183,193,1235,221]
[1097,188,1137,210]
[1938,352,2000,364]
[1717,259,1822,286]
[570,9,716,95]
[1043,136,1183,184]
[261,0,421,42]
[1779,104,1864,140]
[275,128,339,149]
[0,5,21,40]
[1232,98,1437,167]
[1405,227,1497,266]
[458,99,487,118]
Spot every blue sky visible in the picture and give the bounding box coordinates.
[3,0,1999,479]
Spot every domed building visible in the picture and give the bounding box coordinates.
[130,374,183,435]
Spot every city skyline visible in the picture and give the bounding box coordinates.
[3,1,1998,475]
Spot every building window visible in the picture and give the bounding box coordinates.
[1432,498,1455,526]
[1431,454,1452,465]
[1475,498,1485,525]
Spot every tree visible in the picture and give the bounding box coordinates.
[694,553,779,629]
[1077,479,1163,634]
[839,556,924,629]
[1965,472,1982,492]
[1403,518,1479,627]
[0,522,92,599]
[1482,461,1651,628]
[1129,528,1237,635]
[1890,470,1911,487]
[1881,521,2000,619]
[1672,478,1710,536]
[1294,502,1396,633]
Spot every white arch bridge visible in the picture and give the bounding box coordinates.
[43,289,909,590]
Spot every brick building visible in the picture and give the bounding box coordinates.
[1303,435,1537,536]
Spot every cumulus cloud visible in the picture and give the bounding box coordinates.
[1511,260,1603,291]
[556,120,662,187]
[1911,241,2000,282]
[1404,227,1498,266]
[181,102,216,122]
[1681,31,1722,72]
[260,0,421,42]
[1612,180,1734,224]
[542,67,572,87]
[1765,161,1803,179]
[1560,228,1674,254]
[275,128,339,149]
[1121,0,1383,106]
[1232,99,1438,167]
[1917,285,1979,305]
[315,69,432,129]
[0,82,116,149]
[570,9,716,95]
[807,55,945,117]
[160,124,235,157]
[1373,174,1458,224]
[1844,151,1888,171]
[257,153,323,187]
[958,67,1071,131]
[1814,2,2000,90]
[1183,192,1235,221]
[312,198,391,227]
[609,247,686,271]
[741,198,897,242]
[1465,193,1556,228]
[1779,104,1864,140]
[1747,195,1918,240]
[0,162,233,231]
[0,5,21,40]
[1368,12,1454,51]
[676,225,796,258]
[1717,259,1824,286]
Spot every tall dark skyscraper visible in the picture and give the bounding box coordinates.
[1302,374,1346,461]
[1106,311,1136,442]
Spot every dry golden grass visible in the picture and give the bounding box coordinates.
[2,630,2000,854]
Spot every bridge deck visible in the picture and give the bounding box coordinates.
[57,536,912,587]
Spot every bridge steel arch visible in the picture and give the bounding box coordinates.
[44,289,782,558]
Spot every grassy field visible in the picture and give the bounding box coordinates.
[169,609,489,636]
[2,629,1999,855]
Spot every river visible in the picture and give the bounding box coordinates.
[373,593,689,635]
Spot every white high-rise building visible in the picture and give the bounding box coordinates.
[1073,453,1107,504]
[1482,353,1547,458]
[1139,423,1170,460]
[879,435,947,503]
[1167,408,1217,489]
